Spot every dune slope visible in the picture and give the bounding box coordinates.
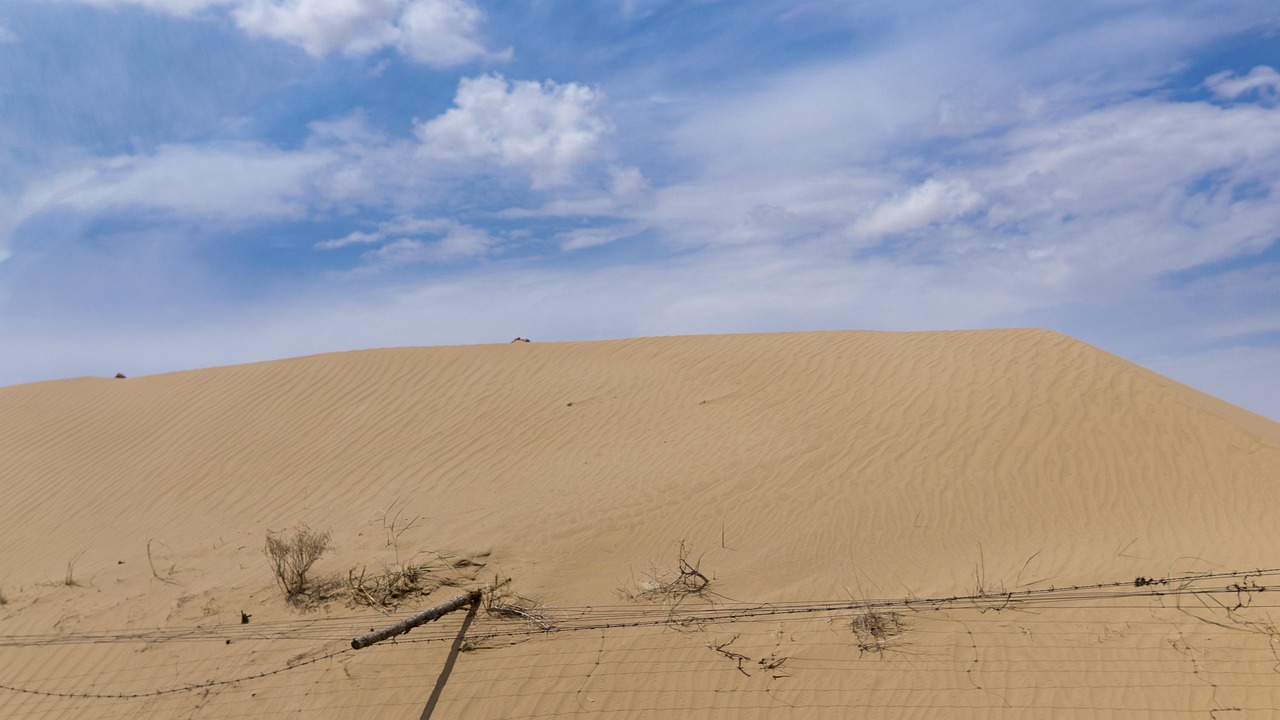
[2,329,1278,719]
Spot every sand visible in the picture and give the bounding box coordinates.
[1,329,1278,718]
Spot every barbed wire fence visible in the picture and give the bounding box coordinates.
[4,567,1280,718]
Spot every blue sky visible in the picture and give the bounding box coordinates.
[1,1,1279,421]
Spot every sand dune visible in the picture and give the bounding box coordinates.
[2,329,1278,718]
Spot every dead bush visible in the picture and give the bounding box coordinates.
[618,541,713,606]
[265,523,332,598]
[851,606,907,656]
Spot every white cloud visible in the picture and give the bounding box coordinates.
[1205,65,1280,105]
[494,165,651,220]
[557,225,643,251]
[34,142,336,221]
[233,0,501,65]
[849,179,985,240]
[60,0,501,65]
[232,0,402,56]
[317,215,498,269]
[393,0,506,66]
[61,0,228,14]
[2,79,618,256]
[970,97,1280,274]
[415,74,611,188]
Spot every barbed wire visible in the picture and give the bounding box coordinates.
[1,565,1276,703]
[0,647,354,700]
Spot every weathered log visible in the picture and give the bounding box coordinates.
[351,590,481,650]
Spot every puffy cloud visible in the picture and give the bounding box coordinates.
[232,0,403,56]
[233,0,501,65]
[2,73,619,256]
[58,0,501,65]
[1205,65,1280,105]
[415,74,610,188]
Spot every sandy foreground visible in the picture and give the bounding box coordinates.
[1,329,1279,719]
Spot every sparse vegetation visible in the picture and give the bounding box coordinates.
[618,540,713,606]
[147,538,178,584]
[347,500,486,610]
[482,576,551,629]
[348,553,453,610]
[375,498,422,553]
[264,523,332,599]
[851,606,908,656]
[64,551,85,587]
[707,635,753,676]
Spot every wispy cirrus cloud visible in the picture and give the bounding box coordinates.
[1206,65,1280,105]
[848,179,985,242]
[316,215,500,270]
[4,71,615,253]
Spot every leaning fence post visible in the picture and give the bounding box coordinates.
[351,590,481,650]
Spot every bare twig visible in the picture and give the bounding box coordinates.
[64,551,86,587]
[147,539,178,585]
[618,541,713,607]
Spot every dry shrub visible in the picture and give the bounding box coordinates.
[851,606,907,656]
[265,523,332,598]
[618,541,713,606]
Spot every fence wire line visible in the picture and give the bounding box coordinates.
[4,566,1275,647]
[0,566,1277,702]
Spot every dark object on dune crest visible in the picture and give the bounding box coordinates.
[511,337,531,343]
[115,373,126,379]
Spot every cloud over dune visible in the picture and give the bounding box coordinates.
[2,1,1279,422]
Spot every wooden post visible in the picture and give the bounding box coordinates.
[352,590,481,650]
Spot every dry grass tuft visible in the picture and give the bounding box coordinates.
[64,551,85,587]
[264,523,332,599]
[851,606,908,656]
[483,576,552,630]
[347,500,486,611]
[347,552,461,611]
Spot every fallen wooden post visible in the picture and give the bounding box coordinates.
[352,590,481,650]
